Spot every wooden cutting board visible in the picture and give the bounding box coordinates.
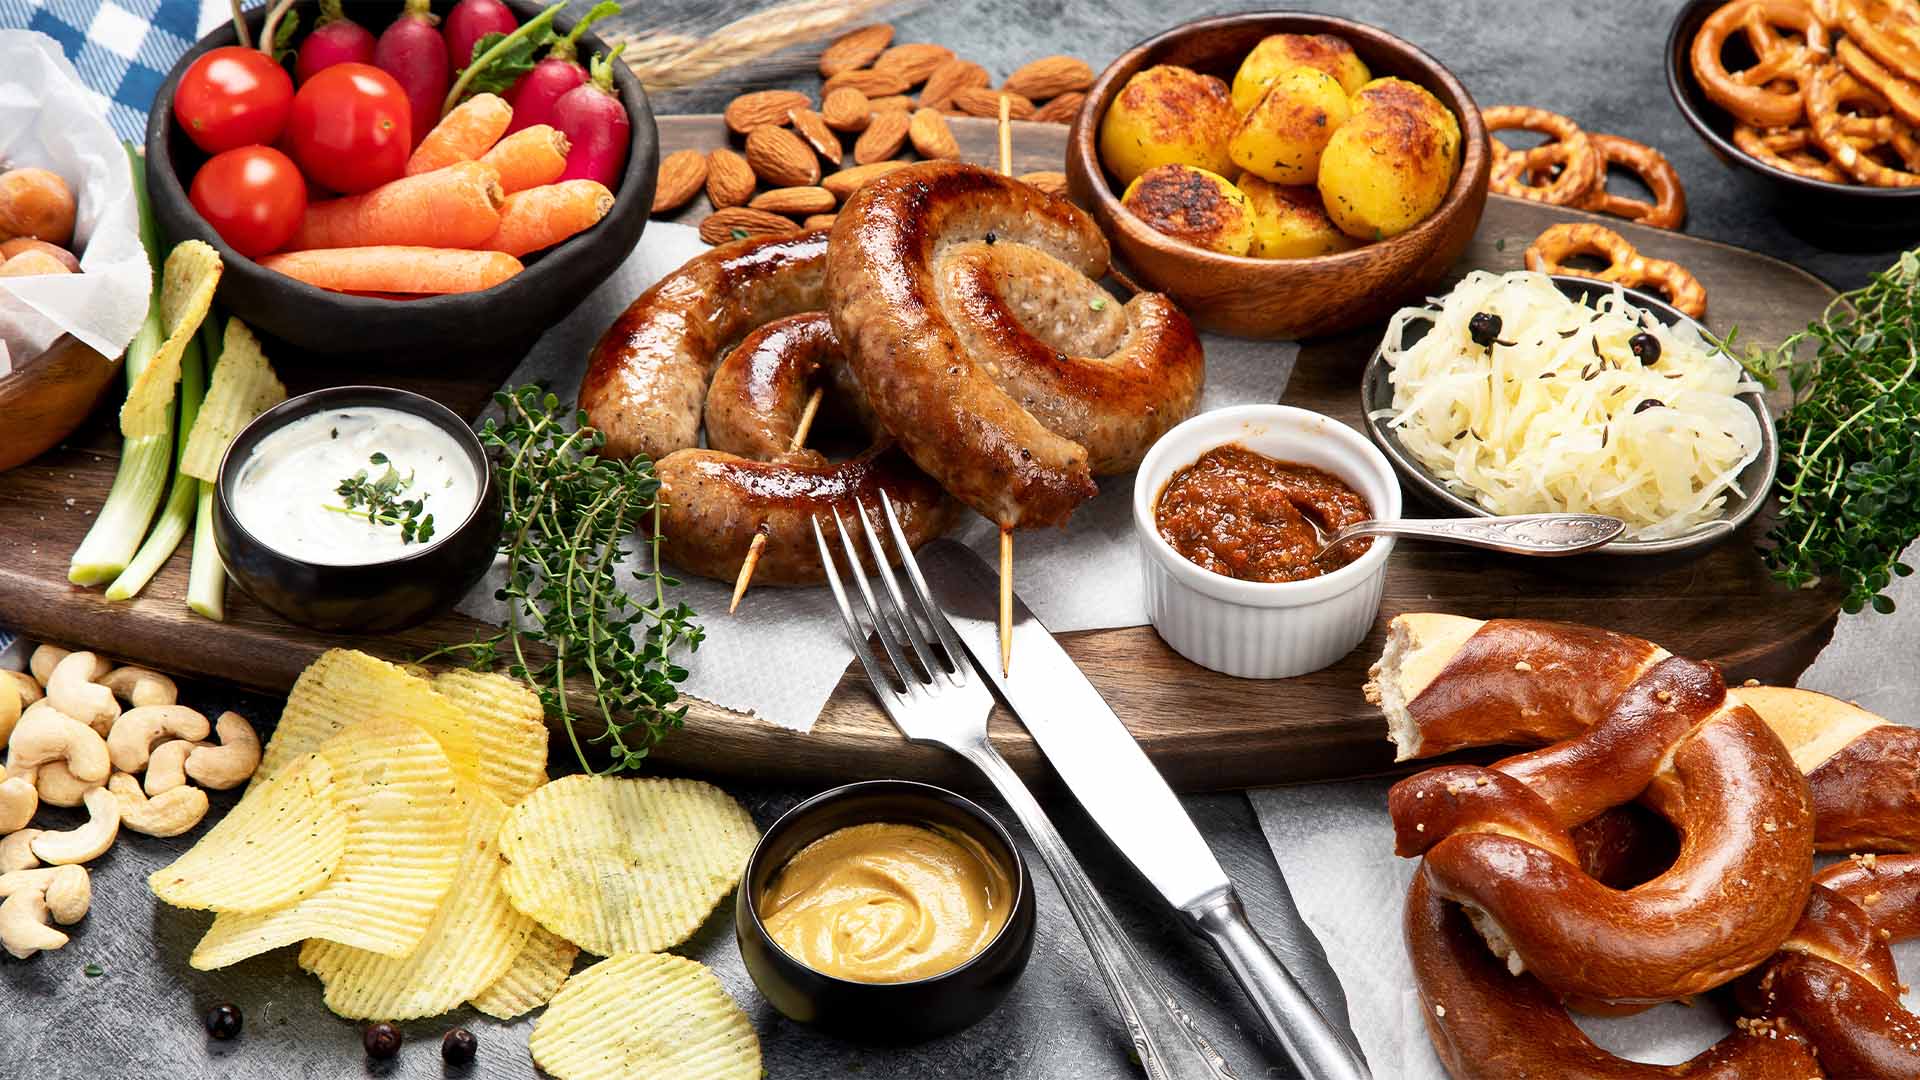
[0,116,1843,793]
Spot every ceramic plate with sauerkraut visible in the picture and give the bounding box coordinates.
[1365,271,1772,544]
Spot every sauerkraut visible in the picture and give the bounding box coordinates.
[1374,271,1762,539]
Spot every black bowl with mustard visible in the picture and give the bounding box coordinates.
[736,780,1036,1043]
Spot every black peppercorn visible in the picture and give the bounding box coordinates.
[204,1003,242,1041]
[442,1028,478,1066]
[1468,312,1502,348]
[1633,398,1664,414]
[364,1022,402,1060]
[1629,331,1661,364]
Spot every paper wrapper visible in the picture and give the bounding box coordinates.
[458,222,1300,731]
[0,32,151,375]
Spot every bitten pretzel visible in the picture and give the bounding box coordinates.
[1484,106,1601,206]
[1523,222,1708,318]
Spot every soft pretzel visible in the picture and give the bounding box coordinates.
[1690,0,1832,130]
[1483,106,1601,205]
[1523,222,1709,318]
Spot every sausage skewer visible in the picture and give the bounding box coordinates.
[997,93,1016,676]
[727,385,824,613]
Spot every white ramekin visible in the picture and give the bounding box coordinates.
[1132,404,1402,680]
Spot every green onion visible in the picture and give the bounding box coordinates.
[105,325,206,600]
[186,317,229,620]
[69,145,171,586]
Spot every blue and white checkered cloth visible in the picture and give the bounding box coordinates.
[0,0,226,141]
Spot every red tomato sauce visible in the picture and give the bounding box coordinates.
[1154,444,1372,583]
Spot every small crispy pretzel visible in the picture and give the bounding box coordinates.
[1839,36,1920,127]
[1483,105,1601,205]
[1807,63,1920,187]
[1523,222,1709,318]
[1691,0,1832,129]
[1734,122,1852,180]
[1575,134,1688,229]
[1839,0,1920,85]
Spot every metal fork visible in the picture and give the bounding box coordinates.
[811,498,1239,1080]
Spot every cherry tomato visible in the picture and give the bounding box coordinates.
[189,146,307,258]
[173,47,294,154]
[287,63,411,195]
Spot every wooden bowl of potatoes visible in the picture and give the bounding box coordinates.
[1067,12,1490,339]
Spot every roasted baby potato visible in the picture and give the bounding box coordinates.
[1236,174,1359,259]
[1229,68,1351,185]
[1317,80,1461,240]
[1230,33,1371,114]
[1099,65,1237,185]
[1122,164,1254,256]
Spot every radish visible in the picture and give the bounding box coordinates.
[295,0,376,83]
[504,2,617,134]
[551,45,629,186]
[374,0,450,146]
[444,0,519,73]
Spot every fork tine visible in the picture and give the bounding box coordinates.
[830,506,926,692]
[880,491,972,678]
[810,514,902,697]
[851,497,945,681]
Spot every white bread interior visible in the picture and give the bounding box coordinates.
[1732,685,1888,775]
[1367,613,1486,761]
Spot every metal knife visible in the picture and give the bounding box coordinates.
[917,539,1372,1080]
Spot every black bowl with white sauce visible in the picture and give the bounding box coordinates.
[213,386,500,632]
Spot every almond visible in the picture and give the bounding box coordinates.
[803,213,838,230]
[706,148,757,208]
[821,88,872,132]
[823,67,911,98]
[908,108,961,160]
[786,108,842,163]
[700,207,800,245]
[1003,56,1093,100]
[868,94,916,113]
[819,23,893,77]
[652,149,708,213]
[853,108,911,165]
[919,59,990,110]
[1032,91,1087,125]
[1018,170,1069,198]
[725,90,810,134]
[823,160,911,199]
[746,126,822,188]
[873,43,954,84]
[952,87,1036,119]
[750,185,837,216]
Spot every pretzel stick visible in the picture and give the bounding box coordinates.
[727,385,826,613]
[997,93,1015,675]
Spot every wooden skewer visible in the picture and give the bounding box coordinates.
[997,93,1015,676]
[728,385,825,614]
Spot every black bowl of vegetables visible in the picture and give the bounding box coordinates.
[145,0,656,357]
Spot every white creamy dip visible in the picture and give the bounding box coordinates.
[231,406,479,566]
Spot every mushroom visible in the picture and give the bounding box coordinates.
[108,772,208,837]
[46,651,118,736]
[186,712,261,791]
[6,704,110,785]
[0,864,89,958]
[2,671,42,708]
[0,831,40,873]
[144,739,203,797]
[30,787,119,865]
[0,777,34,833]
[107,705,209,774]
[100,667,177,709]
[31,762,100,809]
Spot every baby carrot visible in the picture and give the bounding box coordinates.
[405,93,513,175]
[479,125,571,193]
[290,161,504,250]
[482,179,613,256]
[260,246,523,294]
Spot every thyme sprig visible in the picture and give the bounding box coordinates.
[423,386,702,773]
[329,452,436,544]
[1744,250,1920,615]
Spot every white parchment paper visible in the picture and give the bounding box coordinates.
[456,222,1299,731]
[0,32,151,374]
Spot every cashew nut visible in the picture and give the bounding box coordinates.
[144,739,202,796]
[100,666,177,708]
[107,705,209,774]
[0,777,34,833]
[186,712,261,791]
[30,787,119,865]
[3,671,42,707]
[0,889,65,957]
[0,686,16,751]
[31,762,101,808]
[0,864,89,958]
[109,772,208,837]
[0,831,40,872]
[46,651,118,736]
[6,704,109,784]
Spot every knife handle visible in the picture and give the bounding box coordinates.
[1185,891,1373,1080]
[962,742,1238,1080]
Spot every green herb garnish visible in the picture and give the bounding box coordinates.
[422,387,702,774]
[83,963,103,977]
[1746,249,1920,615]
[329,453,436,545]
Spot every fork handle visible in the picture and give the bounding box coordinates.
[961,742,1238,1080]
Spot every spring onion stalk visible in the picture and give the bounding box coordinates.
[104,330,206,600]
[186,317,228,620]
[69,145,171,585]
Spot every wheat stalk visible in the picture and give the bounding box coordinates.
[613,0,907,92]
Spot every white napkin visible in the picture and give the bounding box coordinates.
[458,221,1298,730]
[0,31,151,374]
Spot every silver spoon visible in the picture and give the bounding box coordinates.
[1311,512,1627,563]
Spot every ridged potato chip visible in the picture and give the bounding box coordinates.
[257,649,477,786]
[301,785,535,1019]
[149,751,345,913]
[432,669,548,806]
[469,924,579,1019]
[190,717,462,970]
[121,239,221,439]
[529,953,761,1080]
[180,318,286,482]
[498,776,758,956]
